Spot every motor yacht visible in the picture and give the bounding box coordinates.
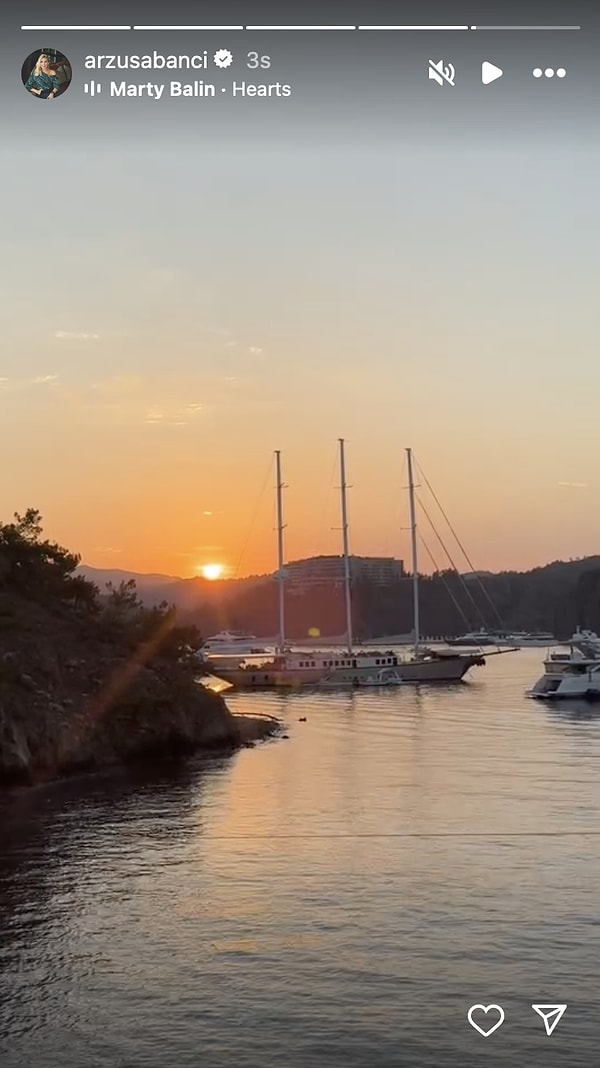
[448,629,554,648]
[526,649,600,701]
[201,631,272,656]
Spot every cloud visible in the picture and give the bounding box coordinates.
[55,330,100,341]
[31,374,58,384]
[248,346,263,355]
[143,401,204,426]
[558,481,588,489]
[90,546,122,554]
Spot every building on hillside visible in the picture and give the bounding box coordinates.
[284,555,405,593]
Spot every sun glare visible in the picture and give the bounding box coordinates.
[201,563,224,581]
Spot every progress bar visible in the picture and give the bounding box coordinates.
[20,23,583,31]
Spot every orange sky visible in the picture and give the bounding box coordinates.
[1,151,597,578]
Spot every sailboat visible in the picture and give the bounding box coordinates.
[374,448,486,681]
[217,444,485,689]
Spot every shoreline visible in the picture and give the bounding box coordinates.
[233,711,281,745]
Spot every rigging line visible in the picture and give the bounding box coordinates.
[231,454,274,580]
[416,492,489,630]
[419,533,476,634]
[414,458,506,628]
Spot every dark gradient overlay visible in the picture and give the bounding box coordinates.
[3,0,599,149]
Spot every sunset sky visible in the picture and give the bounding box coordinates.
[1,147,597,578]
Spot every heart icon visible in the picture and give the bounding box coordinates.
[467,1004,505,1037]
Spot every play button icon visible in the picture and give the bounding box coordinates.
[482,61,503,84]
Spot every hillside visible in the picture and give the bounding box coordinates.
[0,511,276,787]
[77,554,600,641]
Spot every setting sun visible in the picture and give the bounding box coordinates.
[200,563,224,581]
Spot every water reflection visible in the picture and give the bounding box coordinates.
[2,652,600,1067]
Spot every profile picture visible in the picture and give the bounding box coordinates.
[21,48,72,99]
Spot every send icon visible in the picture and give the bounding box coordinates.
[532,1004,568,1036]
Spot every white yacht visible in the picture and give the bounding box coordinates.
[498,631,555,648]
[527,649,600,701]
[449,628,554,648]
[201,631,272,656]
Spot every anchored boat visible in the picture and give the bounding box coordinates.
[215,442,487,689]
[527,648,600,701]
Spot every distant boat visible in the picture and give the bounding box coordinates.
[447,629,499,647]
[201,631,272,656]
[448,629,554,648]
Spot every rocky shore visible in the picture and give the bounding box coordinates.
[0,617,278,788]
[0,511,279,788]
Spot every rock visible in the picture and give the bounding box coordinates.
[0,596,278,788]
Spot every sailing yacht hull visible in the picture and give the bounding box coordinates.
[398,655,482,682]
[216,652,483,688]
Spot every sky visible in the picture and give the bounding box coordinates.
[1,145,598,578]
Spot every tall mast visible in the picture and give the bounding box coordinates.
[406,448,420,658]
[275,450,286,652]
[338,438,353,654]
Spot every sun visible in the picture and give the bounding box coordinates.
[200,563,224,581]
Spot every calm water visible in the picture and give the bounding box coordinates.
[1,650,600,1067]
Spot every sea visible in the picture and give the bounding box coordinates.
[1,648,599,1068]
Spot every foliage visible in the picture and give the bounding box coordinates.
[0,510,202,663]
[0,509,86,603]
